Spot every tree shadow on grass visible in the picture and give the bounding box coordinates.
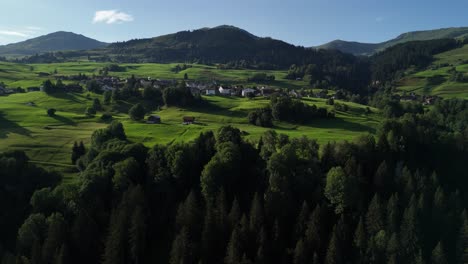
[273,117,376,134]
[51,115,77,126]
[187,100,246,119]
[0,114,32,139]
[47,92,85,104]
[307,117,377,134]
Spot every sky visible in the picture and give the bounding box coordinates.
[1,0,468,46]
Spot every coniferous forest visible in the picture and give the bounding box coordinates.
[1,102,467,264]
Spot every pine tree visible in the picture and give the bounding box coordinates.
[414,248,426,264]
[71,141,79,164]
[366,194,384,235]
[54,243,69,264]
[386,193,399,233]
[170,227,191,264]
[353,216,366,259]
[201,205,217,264]
[325,226,342,264]
[431,242,447,264]
[294,201,310,242]
[386,232,399,262]
[373,161,391,193]
[305,205,322,255]
[176,190,202,238]
[102,207,128,264]
[42,213,66,264]
[225,227,242,264]
[249,193,264,233]
[400,196,419,261]
[228,198,241,232]
[128,206,146,264]
[312,252,319,264]
[456,210,468,264]
[293,239,307,264]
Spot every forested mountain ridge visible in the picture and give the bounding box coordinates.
[317,26,468,55]
[98,25,356,68]
[0,31,108,57]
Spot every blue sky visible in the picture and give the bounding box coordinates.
[1,0,468,46]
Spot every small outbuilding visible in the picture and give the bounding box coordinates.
[147,115,161,124]
[183,116,196,125]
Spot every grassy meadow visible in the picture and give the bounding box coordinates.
[396,44,468,98]
[0,91,380,182]
[0,61,309,89]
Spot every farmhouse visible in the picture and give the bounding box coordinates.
[102,85,115,92]
[147,115,161,124]
[261,87,274,97]
[205,89,216,95]
[289,90,302,98]
[218,86,231,96]
[242,88,256,97]
[183,116,196,124]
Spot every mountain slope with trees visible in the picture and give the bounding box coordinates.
[317,26,468,55]
[0,31,108,57]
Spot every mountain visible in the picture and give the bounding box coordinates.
[317,40,379,56]
[317,27,468,55]
[99,25,342,67]
[0,31,108,57]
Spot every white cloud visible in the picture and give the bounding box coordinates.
[0,30,28,37]
[93,10,134,24]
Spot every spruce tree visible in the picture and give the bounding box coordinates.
[42,213,66,264]
[249,193,264,233]
[366,194,384,235]
[305,205,322,256]
[386,193,399,233]
[225,227,242,264]
[325,226,341,264]
[228,198,241,232]
[294,201,310,242]
[293,239,307,264]
[353,216,366,260]
[102,207,128,264]
[400,196,419,261]
[170,227,191,264]
[431,242,447,264]
[129,206,146,264]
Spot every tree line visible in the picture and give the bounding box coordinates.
[0,100,466,263]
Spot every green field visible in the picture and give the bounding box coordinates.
[0,61,308,89]
[396,44,468,98]
[0,91,380,181]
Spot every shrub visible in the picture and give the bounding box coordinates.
[129,103,145,121]
[47,108,56,117]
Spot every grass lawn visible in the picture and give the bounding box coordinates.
[395,44,468,99]
[0,61,308,89]
[0,92,380,183]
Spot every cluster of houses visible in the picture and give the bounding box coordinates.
[396,92,437,105]
[0,86,15,96]
[186,82,289,98]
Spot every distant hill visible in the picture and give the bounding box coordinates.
[317,27,468,55]
[100,25,343,67]
[0,31,107,57]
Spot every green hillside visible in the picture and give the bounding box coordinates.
[317,27,468,55]
[396,44,468,98]
[0,92,380,181]
[0,31,107,57]
[0,61,310,89]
